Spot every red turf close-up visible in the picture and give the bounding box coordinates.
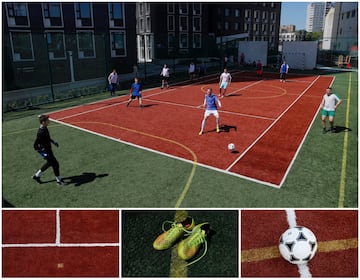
[48,71,333,187]
[241,210,358,277]
[2,210,119,277]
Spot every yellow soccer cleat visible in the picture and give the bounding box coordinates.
[177,222,210,265]
[153,216,195,250]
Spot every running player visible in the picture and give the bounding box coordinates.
[32,114,66,186]
[199,88,222,135]
[219,68,232,98]
[126,77,143,107]
[321,87,342,133]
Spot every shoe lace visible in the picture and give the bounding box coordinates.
[185,229,208,266]
[161,220,192,240]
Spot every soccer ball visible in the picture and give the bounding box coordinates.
[278,226,318,265]
[228,143,235,151]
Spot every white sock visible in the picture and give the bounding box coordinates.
[35,170,42,177]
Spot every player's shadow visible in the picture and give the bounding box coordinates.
[220,124,237,133]
[63,172,108,186]
[225,93,242,97]
[333,126,352,133]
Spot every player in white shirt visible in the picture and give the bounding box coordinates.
[321,87,342,133]
[219,68,232,98]
[160,64,170,89]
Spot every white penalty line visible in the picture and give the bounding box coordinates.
[285,209,312,278]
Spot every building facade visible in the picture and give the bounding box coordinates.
[135,2,281,62]
[3,2,136,90]
[306,2,327,32]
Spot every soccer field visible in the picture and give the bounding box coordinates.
[2,71,358,208]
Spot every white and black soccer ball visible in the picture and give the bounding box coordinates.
[228,143,235,151]
[278,226,318,265]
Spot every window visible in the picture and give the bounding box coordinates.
[10,31,34,61]
[271,12,276,21]
[168,3,175,14]
[225,8,230,17]
[245,9,251,21]
[168,33,176,49]
[193,17,201,32]
[168,15,175,31]
[43,3,63,27]
[146,17,151,32]
[6,3,29,27]
[262,11,268,21]
[139,18,144,32]
[254,10,260,21]
[179,16,188,31]
[46,32,66,59]
[109,3,124,28]
[193,33,201,48]
[234,22,239,30]
[138,3,144,16]
[110,31,126,57]
[225,22,229,30]
[75,2,93,27]
[244,23,249,32]
[179,33,188,48]
[235,9,240,17]
[77,31,95,58]
[179,3,188,14]
[346,11,350,18]
[351,10,356,17]
[193,3,201,15]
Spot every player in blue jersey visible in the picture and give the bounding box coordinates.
[279,61,289,82]
[126,77,143,107]
[321,87,342,133]
[199,88,222,135]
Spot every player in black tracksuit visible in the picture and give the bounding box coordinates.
[32,114,66,186]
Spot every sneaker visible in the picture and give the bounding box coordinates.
[198,131,203,136]
[322,128,327,134]
[177,222,210,265]
[56,179,67,186]
[216,127,220,133]
[32,175,42,184]
[153,216,195,250]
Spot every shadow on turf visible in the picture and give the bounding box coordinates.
[2,198,15,208]
[39,172,108,186]
[334,126,352,133]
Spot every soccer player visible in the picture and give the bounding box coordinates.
[199,88,222,135]
[279,61,289,82]
[108,69,118,96]
[321,87,342,133]
[32,114,66,186]
[160,64,170,89]
[256,59,263,79]
[219,68,232,98]
[189,62,195,81]
[126,77,143,107]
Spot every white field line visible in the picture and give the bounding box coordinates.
[3,243,119,248]
[3,209,119,248]
[285,209,312,278]
[225,76,321,174]
[56,209,61,245]
[279,75,336,187]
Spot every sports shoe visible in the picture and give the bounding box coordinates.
[153,216,195,250]
[322,128,327,134]
[198,131,203,136]
[216,127,220,133]
[32,175,42,184]
[177,222,210,265]
[56,179,67,186]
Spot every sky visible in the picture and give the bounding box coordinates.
[280,2,309,30]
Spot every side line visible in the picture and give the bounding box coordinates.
[338,72,352,208]
[226,76,321,172]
